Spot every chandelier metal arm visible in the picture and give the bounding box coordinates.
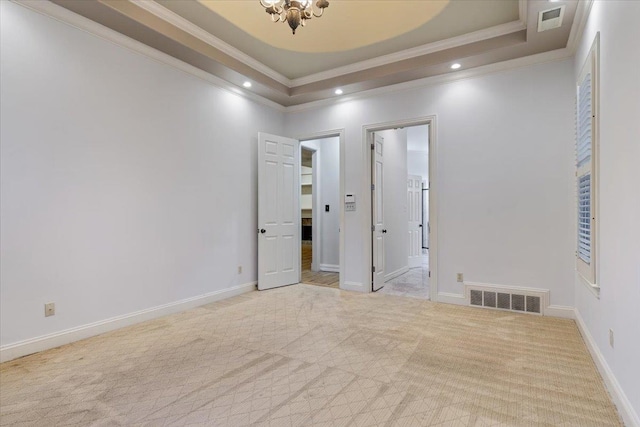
[258,0,329,34]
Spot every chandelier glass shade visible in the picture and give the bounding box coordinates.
[259,0,330,34]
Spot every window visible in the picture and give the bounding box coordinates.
[576,34,599,287]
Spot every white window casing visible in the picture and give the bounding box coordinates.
[576,34,599,288]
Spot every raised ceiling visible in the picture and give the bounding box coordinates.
[48,0,579,107]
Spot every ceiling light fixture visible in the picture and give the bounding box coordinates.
[450,63,462,70]
[243,81,252,88]
[260,0,329,34]
[334,88,343,95]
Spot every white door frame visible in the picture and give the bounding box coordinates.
[362,116,438,301]
[407,174,423,269]
[294,129,345,289]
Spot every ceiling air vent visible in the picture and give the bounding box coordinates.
[538,6,565,32]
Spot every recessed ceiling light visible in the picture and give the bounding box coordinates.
[334,88,343,95]
[243,81,252,88]
[451,63,461,70]
[549,0,560,2]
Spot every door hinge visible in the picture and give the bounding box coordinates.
[372,266,376,273]
[428,271,431,278]
[371,225,375,231]
[371,184,375,191]
[371,143,375,150]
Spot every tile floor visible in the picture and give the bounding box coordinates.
[0,285,622,426]
[379,250,430,299]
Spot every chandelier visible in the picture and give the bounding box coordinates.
[260,0,330,34]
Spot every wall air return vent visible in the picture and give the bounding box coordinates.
[466,283,549,315]
[538,6,565,32]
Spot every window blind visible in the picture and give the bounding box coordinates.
[577,73,592,168]
[578,173,591,263]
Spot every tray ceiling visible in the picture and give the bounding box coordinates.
[47,0,579,107]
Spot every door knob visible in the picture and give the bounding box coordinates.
[382,229,387,233]
[260,229,266,234]
[418,224,423,228]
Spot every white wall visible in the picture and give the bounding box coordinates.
[0,2,284,348]
[285,59,576,304]
[573,1,640,424]
[378,129,409,279]
[319,137,340,269]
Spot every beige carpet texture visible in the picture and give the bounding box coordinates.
[0,285,622,426]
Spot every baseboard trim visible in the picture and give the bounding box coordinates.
[341,281,365,293]
[319,264,340,273]
[436,292,466,305]
[574,309,640,427]
[545,305,575,319]
[384,266,409,282]
[0,282,257,363]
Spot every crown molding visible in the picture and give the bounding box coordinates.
[11,0,287,112]
[566,0,594,54]
[285,47,572,113]
[132,0,528,89]
[290,19,527,87]
[13,0,575,114]
[133,0,292,87]
[518,0,528,28]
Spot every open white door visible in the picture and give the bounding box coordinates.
[407,175,422,268]
[258,132,300,290]
[372,133,386,291]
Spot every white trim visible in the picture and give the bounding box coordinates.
[286,48,572,113]
[436,292,467,306]
[518,0,528,28]
[0,282,257,363]
[13,0,575,112]
[362,116,438,297]
[566,0,595,54]
[11,0,287,113]
[427,121,438,302]
[545,305,575,319]
[341,281,365,293]
[319,264,340,273]
[574,309,640,427]
[131,0,528,89]
[577,271,601,298]
[291,20,527,87]
[384,266,409,282]
[14,0,582,113]
[133,0,290,87]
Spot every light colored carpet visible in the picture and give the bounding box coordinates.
[0,285,622,426]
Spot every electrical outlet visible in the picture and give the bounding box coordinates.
[609,329,614,348]
[456,273,464,283]
[238,265,242,274]
[44,302,55,317]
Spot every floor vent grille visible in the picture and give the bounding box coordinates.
[468,285,545,315]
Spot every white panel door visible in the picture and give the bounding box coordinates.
[372,133,385,291]
[258,133,300,290]
[407,175,422,268]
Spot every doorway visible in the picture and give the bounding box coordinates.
[299,137,340,288]
[366,119,435,300]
